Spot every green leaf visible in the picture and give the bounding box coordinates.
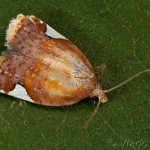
[0,0,150,149]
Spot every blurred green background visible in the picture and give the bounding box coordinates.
[0,0,150,149]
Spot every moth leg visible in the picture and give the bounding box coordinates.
[95,63,107,80]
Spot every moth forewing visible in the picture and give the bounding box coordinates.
[0,17,67,102]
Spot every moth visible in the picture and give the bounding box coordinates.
[0,14,149,128]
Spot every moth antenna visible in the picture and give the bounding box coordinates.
[83,99,101,129]
[104,68,150,93]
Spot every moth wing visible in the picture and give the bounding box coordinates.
[0,22,66,102]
